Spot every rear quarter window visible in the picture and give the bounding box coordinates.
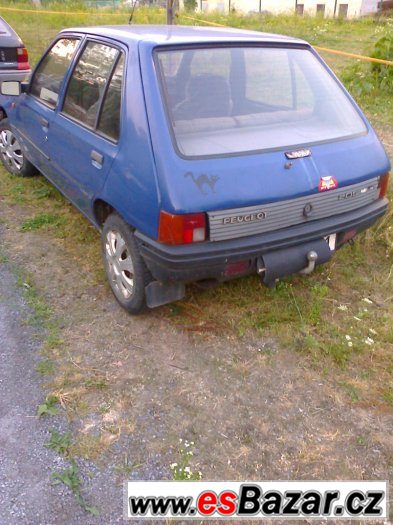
[0,18,11,36]
[97,53,124,141]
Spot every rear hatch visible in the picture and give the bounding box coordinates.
[148,42,390,240]
[0,17,29,70]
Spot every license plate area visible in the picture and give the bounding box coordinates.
[325,233,337,251]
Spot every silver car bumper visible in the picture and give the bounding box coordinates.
[0,69,31,86]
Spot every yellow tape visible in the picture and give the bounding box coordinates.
[181,14,228,27]
[1,7,392,66]
[181,14,393,66]
[313,46,393,66]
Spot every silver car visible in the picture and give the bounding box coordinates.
[0,17,31,92]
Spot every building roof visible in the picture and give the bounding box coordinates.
[61,24,307,46]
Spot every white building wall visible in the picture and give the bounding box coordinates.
[191,0,378,17]
[359,0,379,15]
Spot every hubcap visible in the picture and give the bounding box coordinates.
[105,230,134,300]
[0,130,23,171]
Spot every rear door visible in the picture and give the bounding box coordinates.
[47,39,125,216]
[13,37,80,171]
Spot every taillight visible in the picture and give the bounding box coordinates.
[378,173,390,199]
[17,47,30,70]
[158,210,206,245]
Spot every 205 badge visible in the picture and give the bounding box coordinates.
[319,176,338,192]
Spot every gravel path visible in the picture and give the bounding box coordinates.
[0,265,91,525]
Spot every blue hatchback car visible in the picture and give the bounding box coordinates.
[0,25,390,313]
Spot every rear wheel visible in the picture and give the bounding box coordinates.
[0,119,37,177]
[102,213,152,314]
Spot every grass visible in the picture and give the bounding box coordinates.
[0,5,391,427]
[15,270,53,326]
[21,212,66,231]
[36,359,56,375]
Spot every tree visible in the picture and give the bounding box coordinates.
[184,0,197,11]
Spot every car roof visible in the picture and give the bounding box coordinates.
[60,24,307,47]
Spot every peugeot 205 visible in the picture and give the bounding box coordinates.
[0,25,390,313]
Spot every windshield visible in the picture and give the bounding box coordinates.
[156,46,367,158]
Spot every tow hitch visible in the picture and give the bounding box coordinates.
[299,250,318,275]
[258,239,332,288]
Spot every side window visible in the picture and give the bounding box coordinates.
[97,54,124,141]
[30,38,79,107]
[62,41,119,128]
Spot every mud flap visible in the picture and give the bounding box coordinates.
[261,239,332,287]
[145,281,186,308]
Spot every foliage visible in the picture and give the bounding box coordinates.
[170,439,202,480]
[52,461,99,515]
[342,34,393,96]
[371,34,393,84]
[183,0,196,12]
[45,429,72,455]
[37,395,59,417]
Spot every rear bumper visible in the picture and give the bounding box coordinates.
[0,69,31,85]
[136,198,389,283]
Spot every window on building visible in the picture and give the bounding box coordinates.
[316,4,326,15]
[338,3,349,17]
[296,4,304,15]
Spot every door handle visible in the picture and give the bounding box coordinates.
[40,117,49,128]
[91,150,104,168]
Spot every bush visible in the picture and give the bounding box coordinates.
[341,34,393,96]
[371,34,393,87]
[183,0,196,12]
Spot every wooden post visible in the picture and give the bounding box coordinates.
[167,0,174,24]
[333,0,338,17]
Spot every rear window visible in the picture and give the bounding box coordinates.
[0,18,11,36]
[156,46,367,158]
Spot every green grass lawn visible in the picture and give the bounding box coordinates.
[0,3,392,408]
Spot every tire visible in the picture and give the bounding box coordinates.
[0,118,38,177]
[101,213,152,314]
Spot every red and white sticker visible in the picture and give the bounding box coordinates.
[319,176,338,192]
